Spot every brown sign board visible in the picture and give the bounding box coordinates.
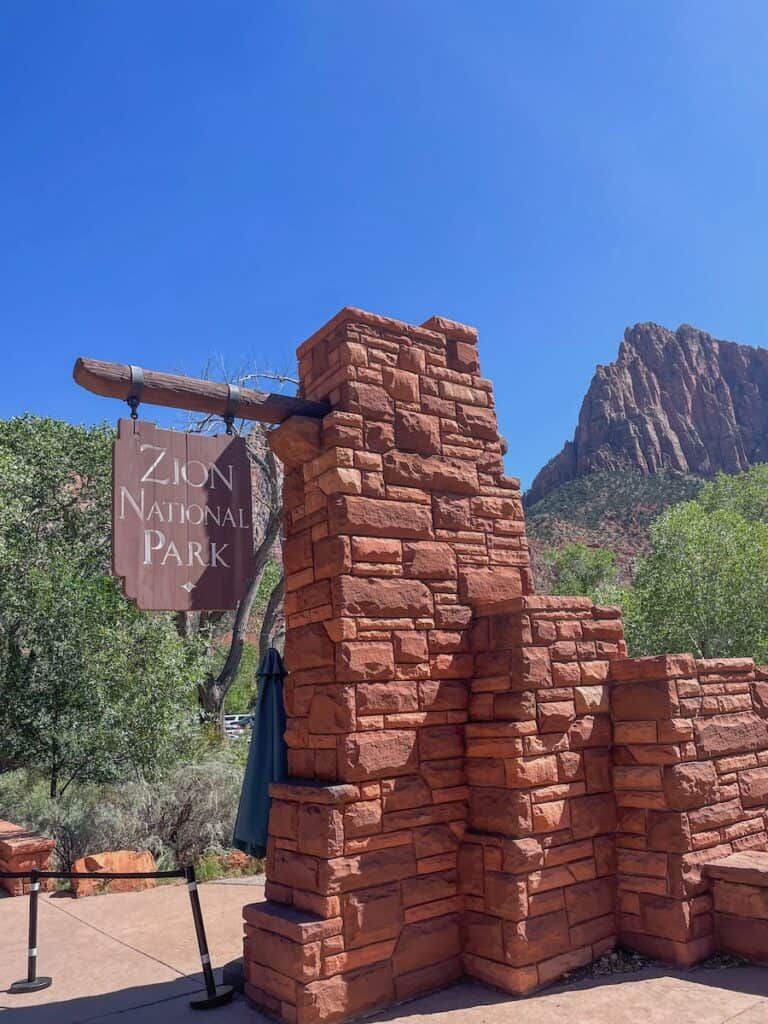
[112,419,254,611]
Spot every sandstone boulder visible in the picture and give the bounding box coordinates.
[71,850,157,898]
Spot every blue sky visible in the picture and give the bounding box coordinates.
[3,2,768,489]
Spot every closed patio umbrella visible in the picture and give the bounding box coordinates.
[232,647,287,858]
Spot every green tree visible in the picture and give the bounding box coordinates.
[0,416,205,796]
[626,501,768,662]
[696,463,768,523]
[543,542,618,600]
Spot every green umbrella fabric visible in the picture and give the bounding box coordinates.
[232,647,287,858]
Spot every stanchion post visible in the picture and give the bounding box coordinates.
[185,864,234,1010]
[9,869,53,994]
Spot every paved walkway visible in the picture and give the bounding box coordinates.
[1,880,767,1023]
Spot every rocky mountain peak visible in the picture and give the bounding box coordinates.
[526,322,768,506]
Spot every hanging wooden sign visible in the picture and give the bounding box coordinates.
[112,419,254,611]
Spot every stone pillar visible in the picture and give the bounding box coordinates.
[459,595,624,993]
[243,308,531,1023]
[611,654,768,966]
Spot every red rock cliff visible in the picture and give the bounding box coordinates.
[527,323,768,505]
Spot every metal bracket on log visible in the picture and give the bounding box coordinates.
[72,357,330,424]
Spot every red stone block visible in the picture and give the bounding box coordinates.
[694,712,768,757]
[342,882,402,948]
[714,880,768,919]
[383,451,479,495]
[392,914,461,975]
[269,416,323,469]
[341,381,394,420]
[402,869,458,908]
[456,403,497,439]
[571,794,617,839]
[503,910,571,967]
[308,686,356,734]
[620,929,715,967]
[668,844,733,898]
[584,749,612,793]
[715,912,768,964]
[639,895,693,942]
[380,774,432,811]
[395,411,441,455]
[419,724,464,760]
[536,944,593,986]
[322,845,417,895]
[285,623,335,671]
[403,541,457,579]
[333,575,433,618]
[688,798,743,833]
[568,714,612,749]
[611,680,679,721]
[470,789,532,836]
[484,872,529,920]
[462,953,538,995]
[245,927,322,983]
[328,494,433,539]
[420,679,468,711]
[344,800,382,838]
[383,801,466,832]
[429,653,472,680]
[340,731,418,781]
[298,805,344,858]
[569,913,616,949]
[297,962,394,1024]
[314,536,352,580]
[705,850,768,886]
[337,642,394,682]
[394,956,463,1001]
[737,770,768,806]
[356,681,419,715]
[564,877,615,925]
[646,811,692,853]
[459,567,525,607]
[464,910,504,959]
[610,655,697,681]
[394,631,429,664]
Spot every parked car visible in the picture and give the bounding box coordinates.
[224,714,253,739]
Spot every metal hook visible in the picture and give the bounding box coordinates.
[127,365,144,420]
[224,384,241,435]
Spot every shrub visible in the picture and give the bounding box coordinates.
[0,771,145,869]
[134,755,244,866]
[0,748,245,871]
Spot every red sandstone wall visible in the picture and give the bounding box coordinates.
[244,309,532,1022]
[612,655,768,965]
[459,595,625,994]
[242,309,768,1024]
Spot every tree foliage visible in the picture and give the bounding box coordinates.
[696,463,768,523]
[543,542,618,600]
[625,500,768,662]
[0,416,205,796]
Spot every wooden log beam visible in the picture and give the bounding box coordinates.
[72,357,330,424]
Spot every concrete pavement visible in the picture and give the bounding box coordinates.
[1,880,767,1024]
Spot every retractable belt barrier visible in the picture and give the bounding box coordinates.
[0,865,234,1010]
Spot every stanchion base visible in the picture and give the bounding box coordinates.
[190,984,234,1009]
[9,976,53,994]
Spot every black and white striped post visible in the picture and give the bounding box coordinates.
[185,864,234,1010]
[9,869,53,994]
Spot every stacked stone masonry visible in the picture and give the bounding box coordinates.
[0,820,55,896]
[460,594,624,994]
[704,851,768,963]
[613,654,768,966]
[242,308,768,1024]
